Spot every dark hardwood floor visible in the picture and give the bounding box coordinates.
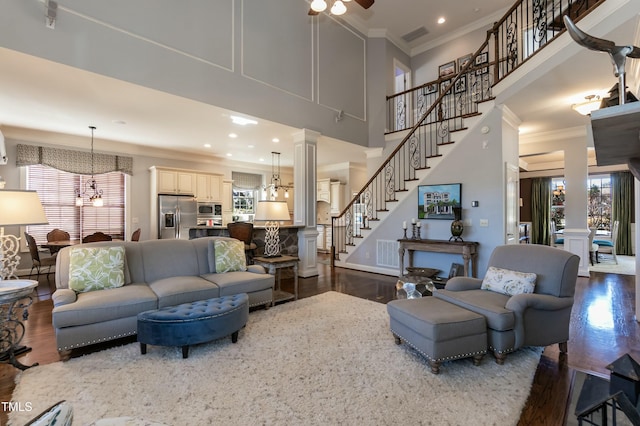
[1,256,638,425]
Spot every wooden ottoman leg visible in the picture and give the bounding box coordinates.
[392,333,401,345]
[494,351,506,365]
[472,354,484,366]
[231,330,239,343]
[140,343,147,355]
[182,346,189,359]
[429,360,441,374]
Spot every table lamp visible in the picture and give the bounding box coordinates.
[254,200,290,257]
[0,190,48,280]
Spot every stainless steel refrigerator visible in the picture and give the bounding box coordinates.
[158,194,197,239]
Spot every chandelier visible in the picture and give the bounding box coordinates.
[310,0,348,15]
[263,152,291,200]
[75,126,104,207]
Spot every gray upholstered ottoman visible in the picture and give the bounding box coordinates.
[137,293,249,358]
[387,296,487,374]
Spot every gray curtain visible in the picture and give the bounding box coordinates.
[16,144,133,175]
[611,171,633,255]
[231,171,262,189]
[531,177,551,245]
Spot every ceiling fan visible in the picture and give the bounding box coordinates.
[308,0,374,16]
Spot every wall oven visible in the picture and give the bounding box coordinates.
[197,202,222,226]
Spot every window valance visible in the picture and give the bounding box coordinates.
[232,171,262,189]
[16,144,133,176]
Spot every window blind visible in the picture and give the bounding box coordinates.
[232,172,262,189]
[26,165,125,243]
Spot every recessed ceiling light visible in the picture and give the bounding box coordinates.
[272,138,280,143]
[230,115,258,126]
[204,143,211,148]
[228,133,237,138]
[226,153,232,157]
[259,158,265,162]
[248,145,254,148]
[437,17,446,24]
[112,120,127,125]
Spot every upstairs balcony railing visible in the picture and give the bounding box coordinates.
[331,0,605,261]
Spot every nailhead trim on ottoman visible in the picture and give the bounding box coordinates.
[387,296,487,374]
[137,293,249,358]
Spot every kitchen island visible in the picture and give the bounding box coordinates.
[189,225,301,257]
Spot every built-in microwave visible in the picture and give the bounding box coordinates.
[197,202,222,226]
[197,202,222,216]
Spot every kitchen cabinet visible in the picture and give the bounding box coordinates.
[222,180,233,213]
[317,225,332,252]
[317,225,325,251]
[330,181,345,215]
[153,167,195,195]
[317,179,330,203]
[195,173,222,202]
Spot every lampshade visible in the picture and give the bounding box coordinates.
[0,190,48,226]
[254,200,290,222]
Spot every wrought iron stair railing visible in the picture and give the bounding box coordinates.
[331,0,605,262]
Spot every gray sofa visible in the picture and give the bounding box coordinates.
[52,237,275,351]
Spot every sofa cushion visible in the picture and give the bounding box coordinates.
[213,239,247,273]
[148,276,220,308]
[202,271,274,296]
[52,283,158,328]
[481,266,536,296]
[434,289,514,331]
[68,246,125,293]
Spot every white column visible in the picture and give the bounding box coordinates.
[293,129,320,278]
[635,179,640,322]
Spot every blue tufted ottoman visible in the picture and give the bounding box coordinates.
[137,293,249,358]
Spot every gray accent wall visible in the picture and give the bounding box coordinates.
[0,0,371,146]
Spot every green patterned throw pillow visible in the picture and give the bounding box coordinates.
[69,246,125,293]
[214,239,247,273]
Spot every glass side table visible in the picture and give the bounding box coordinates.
[0,279,39,370]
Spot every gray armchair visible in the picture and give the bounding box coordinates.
[434,244,580,364]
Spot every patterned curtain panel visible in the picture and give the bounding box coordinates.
[16,144,133,176]
[611,171,633,255]
[231,171,262,189]
[530,177,551,245]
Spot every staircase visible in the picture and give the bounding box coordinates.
[330,0,606,268]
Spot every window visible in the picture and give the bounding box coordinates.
[588,175,611,231]
[26,165,125,243]
[550,175,612,232]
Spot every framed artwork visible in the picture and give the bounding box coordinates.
[417,183,462,220]
[457,54,473,71]
[454,75,467,94]
[448,263,465,279]
[438,61,456,78]
[423,83,437,95]
[440,79,451,94]
[475,52,489,65]
[475,66,489,75]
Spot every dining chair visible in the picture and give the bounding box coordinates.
[46,228,70,255]
[550,221,564,247]
[594,221,619,264]
[82,232,113,243]
[131,228,141,242]
[24,232,57,286]
[227,222,257,264]
[588,228,599,265]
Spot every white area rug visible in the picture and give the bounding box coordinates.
[589,255,636,275]
[11,292,542,426]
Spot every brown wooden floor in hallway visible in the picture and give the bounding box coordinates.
[0,257,638,425]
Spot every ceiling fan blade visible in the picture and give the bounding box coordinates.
[354,0,374,9]
[308,8,319,16]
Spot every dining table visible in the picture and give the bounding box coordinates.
[40,240,81,255]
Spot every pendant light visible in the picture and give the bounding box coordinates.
[75,126,104,207]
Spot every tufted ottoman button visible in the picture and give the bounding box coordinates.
[137,294,249,358]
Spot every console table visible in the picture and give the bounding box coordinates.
[253,255,299,306]
[0,279,39,370]
[398,239,479,278]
